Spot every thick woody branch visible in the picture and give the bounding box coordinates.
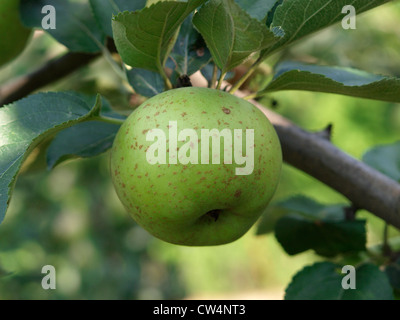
[245,94,400,229]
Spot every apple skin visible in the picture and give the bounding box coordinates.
[0,0,32,67]
[110,87,282,246]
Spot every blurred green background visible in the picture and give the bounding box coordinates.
[0,2,399,299]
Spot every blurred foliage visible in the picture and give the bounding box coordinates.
[1,156,185,299]
[0,2,399,299]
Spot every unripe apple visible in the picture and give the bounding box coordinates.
[0,0,32,67]
[110,87,282,246]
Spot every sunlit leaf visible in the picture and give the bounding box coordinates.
[260,61,400,103]
[0,92,102,223]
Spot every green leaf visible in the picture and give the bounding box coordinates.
[234,0,278,21]
[342,264,394,300]
[265,0,282,27]
[256,206,288,235]
[263,195,366,257]
[89,0,147,37]
[362,141,400,182]
[257,195,345,235]
[260,61,400,103]
[127,68,165,97]
[285,262,394,300]
[146,0,175,6]
[0,92,102,223]
[21,0,106,53]
[167,13,211,76]
[46,121,120,169]
[192,0,282,74]
[275,214,366,257]
[274,195,327,216]
[112,0,207,73]
[261,0,392,58]
[46,96,125,169]
[285,262,344,300]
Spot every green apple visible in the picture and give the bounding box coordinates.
[0,0,32,67]
[110,87,282,246]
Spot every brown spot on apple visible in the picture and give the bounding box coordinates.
[222,107,231,114]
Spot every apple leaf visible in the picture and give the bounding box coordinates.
[0,92,102,224]
[20,0,106,53]
[46,96,125,169]
[256,195,329,235]
[260,61,400,103]
[266,195,366,257]
[235,0,278,21]
[265,0,283,27]
[46,121,120,169]
[192,0,283,74]
[257,195,348,235]
[166,13,211,77]
[127,69,165,97]
[362,141,400,183]
[112,0,207,73]
[285,262,394,300]
[261,0,392,58]
[275,214,366,257]
[89,0,147,37]
[256,206,288,235]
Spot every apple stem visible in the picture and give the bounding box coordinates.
[216,72,227,90]
[243,93,257,100]
[160,69,173,90]
[93,115,125,126]
[229,58,262,94]
[210,64,218,89]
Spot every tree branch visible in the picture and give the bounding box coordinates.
[276,118,400,229]
[0,39,117,106]
[0,51,99,106]
[237,91,400,229]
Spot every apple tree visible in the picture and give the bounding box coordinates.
[0,0,400,299]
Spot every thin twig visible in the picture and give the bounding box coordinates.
[216,71,226,90]
[229,57,262,94]
[210,64,218,89]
